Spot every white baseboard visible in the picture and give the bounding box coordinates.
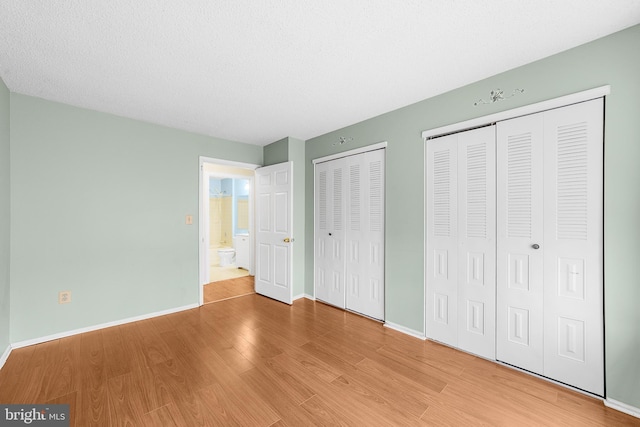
[293,293,315,301]
[11,303,199,349]
[0,344,11,371]
[384,321,426,340]
[605,398,640,419]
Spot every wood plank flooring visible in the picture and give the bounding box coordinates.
[0,294,637,426]
[203,276,255,304]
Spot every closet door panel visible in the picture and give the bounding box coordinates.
[345,149,385,320]
[315,159,346,308]
[426,134,459,346]
[496,113,545,374]
[457,126,496,359]
[542,99,604,395]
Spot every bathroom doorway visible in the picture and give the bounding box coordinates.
[199,157,259,305]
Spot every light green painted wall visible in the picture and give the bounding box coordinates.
[0,77,10,353]
[288,137,306,298]
[10,94,263,343]
[263,136,306,298]
[305,24,640,408]
[263,137,289,166]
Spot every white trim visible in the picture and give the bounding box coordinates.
[199,156,261,170]
[11,303,198,349]
[421,85,610,140]
[312,141,387,165]
[0,344,11,370]
[293,293,315,301]
[384,321,426,340]
[423,131,428,343]
[605,399,640,419]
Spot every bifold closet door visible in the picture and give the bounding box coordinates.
[344,149,385,320]
[541,99,604,396]
[426,134,458,346]
[315,158,347,309]
[497,98,604,396]
[315,149,386,319]
[457,127,496,359]
[426,126,496,359]
[496,113,545,375]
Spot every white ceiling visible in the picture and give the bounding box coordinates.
[1,1,639,146]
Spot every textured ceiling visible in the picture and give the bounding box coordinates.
[1,1,639,146]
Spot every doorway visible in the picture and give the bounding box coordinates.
[199,157,259,305]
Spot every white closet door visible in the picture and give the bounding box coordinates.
[426,134,458,346]
[314,158,347,308]
[542,99,604,395]
[496,113,545,374]
[457,126,496,359]
[345,149,385,320]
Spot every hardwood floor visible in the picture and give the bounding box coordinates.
[203,276,255,304]
[0,294,637,426]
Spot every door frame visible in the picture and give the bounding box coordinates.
[311,141,387,306]
[199,156,260,306]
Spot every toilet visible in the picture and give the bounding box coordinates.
[217,247,235,267]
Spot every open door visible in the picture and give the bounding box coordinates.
[255,162,293,304]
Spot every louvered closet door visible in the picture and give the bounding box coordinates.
[542,99,603,395]
[496,113,545,374]
[345,149,385,320]
[314,158,347,308]
[426,127,496,356]
[457,126,496,359]
[426,134,459,346]
[496,99,604,394]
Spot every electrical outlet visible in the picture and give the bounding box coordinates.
[59,291,71,304]
[185,214,193,225]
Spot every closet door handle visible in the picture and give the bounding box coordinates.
[532,244,540,250]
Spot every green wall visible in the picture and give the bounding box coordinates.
[264,137,306,298]
[305,24,640,408]
[0,76,10,354]
[263,137,289,166]
[9,94,263,343]
[288,137,306,298]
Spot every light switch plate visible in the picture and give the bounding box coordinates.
[59,291,71,304]
[185,215,193,225]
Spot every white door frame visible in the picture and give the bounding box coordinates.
[199,156,260,306]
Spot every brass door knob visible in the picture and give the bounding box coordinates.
[284,238,291,243]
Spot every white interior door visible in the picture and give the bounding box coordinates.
[345,149,385,320]
[255,162,293,304]
[314,158,347,308]
[457,126,496,360]
[496,113,545,374]
[426,134,459,346]
[542,99,604,395]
